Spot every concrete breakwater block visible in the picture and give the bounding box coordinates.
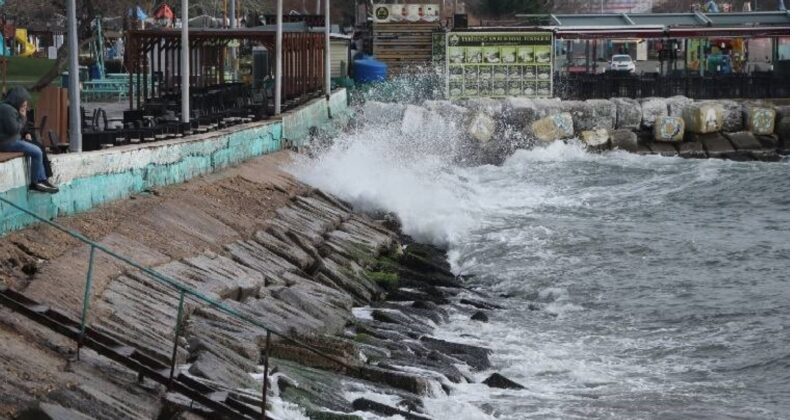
[531,112,574,142]
[745,107,776,135]
[585,99,617,131]
[612,97,642,130]
[683,103,724,134]
[667,95,694,117]
[610,129,640,152]
[653,116,685,142]
[648,142,678,156]
[718,100,744,132]
[466,112,497,143]
[581,129,610,151]
[561,100,595,133]
[502,97,538,130]
[693,133,735,159]
[725,131,780,161]
[678,141,707,159]
[640,97,669,129]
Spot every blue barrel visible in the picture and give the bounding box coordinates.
[353,55,388,83]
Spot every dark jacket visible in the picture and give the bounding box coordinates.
[0,87,31,145]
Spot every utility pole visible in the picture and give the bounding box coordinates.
[66,0,81,152]
[275,0,283,115]
[181,0,190,124]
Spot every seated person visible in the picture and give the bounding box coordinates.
[0,87,58,193]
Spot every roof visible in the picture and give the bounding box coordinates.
[517,11,790,28]
[493,11,790,39]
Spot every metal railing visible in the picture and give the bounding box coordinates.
[555,72,790,100]
[0,196,354,418]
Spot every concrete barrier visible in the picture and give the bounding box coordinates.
[0,89,350,236]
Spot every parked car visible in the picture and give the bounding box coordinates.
[608,54,636,73]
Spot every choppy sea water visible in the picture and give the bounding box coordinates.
[290,117,790,419]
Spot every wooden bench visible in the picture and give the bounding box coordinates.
[0,152,24,163]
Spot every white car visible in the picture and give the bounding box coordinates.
[609,55,636,73]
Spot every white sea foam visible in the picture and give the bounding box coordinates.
[289,105,790,418]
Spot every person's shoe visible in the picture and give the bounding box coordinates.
[30,182,58,194]
[42,180,58,189]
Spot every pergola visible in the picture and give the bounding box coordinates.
[125,28,326,113]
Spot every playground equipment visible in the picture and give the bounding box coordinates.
[14,28,35,57]
[89,16,106,80]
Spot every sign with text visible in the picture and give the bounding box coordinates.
[446,32,553,99]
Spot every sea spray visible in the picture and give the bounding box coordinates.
[291,97,790,418]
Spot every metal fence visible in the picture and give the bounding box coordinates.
[0,196,353,419]
[554,72,790,100]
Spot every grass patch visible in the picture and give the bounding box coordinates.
[366,271,399,292]
[5,57,56,81]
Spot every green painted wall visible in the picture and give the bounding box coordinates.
[0,122,283,234]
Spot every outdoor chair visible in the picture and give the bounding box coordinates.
[47,130,70,154]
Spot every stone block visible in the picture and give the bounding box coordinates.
[723,132,762,151]
[777,117,790,142]
[653,116,685,142]
[531,113,574,142]
[648,142,678,156]
[464,97,504,118]
[718,100,744,132]
[683,103,724,134]
[640,97,668,129]
[502,97,538,130]
[561,100,595,133]
[610,129,639,152]
[532,98,563,119]
[695,133,735,158]
[466,112,497,143]
[755,134,778,150]
[744,107,776,135]
[580,129,610,151]
[678,141,707,159]
[774,105,790,122]
[611,97,642,129]
[666,95,694,117]
[585,99,617,130]
[423,100,470,122]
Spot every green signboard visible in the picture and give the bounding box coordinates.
[446,32,553,100]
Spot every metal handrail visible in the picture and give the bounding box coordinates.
[0,196,356,416]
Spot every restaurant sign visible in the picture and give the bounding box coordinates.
[446,32,553,99]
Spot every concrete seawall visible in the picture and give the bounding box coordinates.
[0,89,350,235]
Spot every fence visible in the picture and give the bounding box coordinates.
[555,72,790,100]
[0,195,352,419]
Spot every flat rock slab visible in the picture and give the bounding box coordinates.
[648,142,678,156]
[678,141,707,159]
[723,132,763,151]
[697,133,736,158]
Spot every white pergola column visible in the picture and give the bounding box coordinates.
[324,0,331,98]
[275,0,283,115]
[181,0,190,124]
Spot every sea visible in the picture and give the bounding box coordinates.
[289,106,790,420]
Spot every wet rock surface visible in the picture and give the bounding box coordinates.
[482,373,526,390]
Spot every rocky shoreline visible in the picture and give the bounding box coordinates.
[0,151,515,420]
